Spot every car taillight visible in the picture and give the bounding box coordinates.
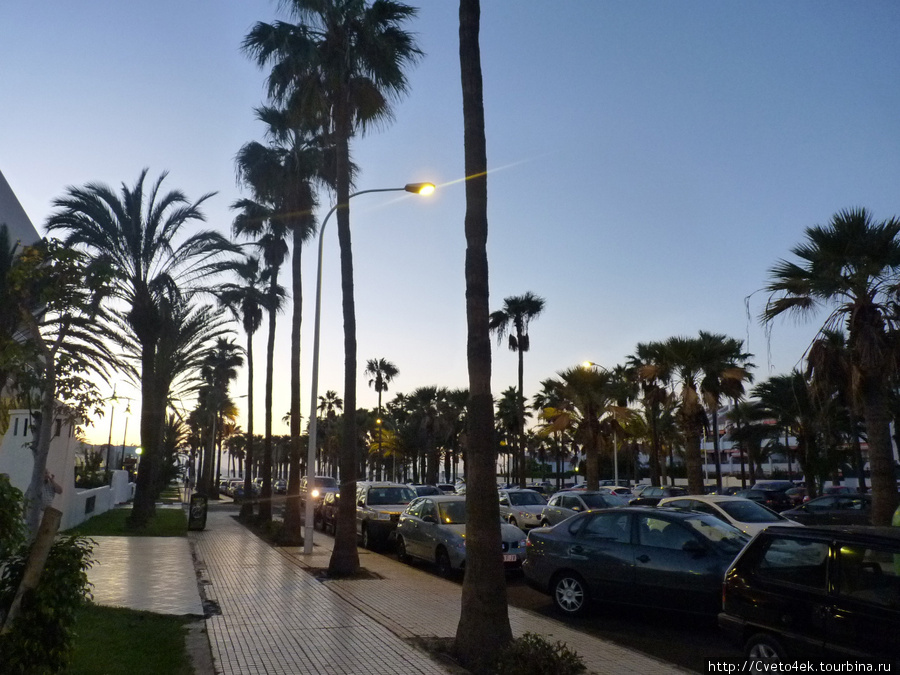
[526,538,533,548]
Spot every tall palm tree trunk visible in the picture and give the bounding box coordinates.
[284,217,307,542]
[860,375,899,524]
[259,294,277,523]
[131,347,159,527]
[329,115,361,577]
[240,332,255,520]
[455,1,512,668]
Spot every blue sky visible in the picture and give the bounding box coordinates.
[2,1,899,445]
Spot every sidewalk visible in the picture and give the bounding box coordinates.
[90,503,686,674]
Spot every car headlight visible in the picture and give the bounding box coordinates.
[312,489,320,498]
[376,511,391,520]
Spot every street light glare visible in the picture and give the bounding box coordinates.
[405,182,435,195]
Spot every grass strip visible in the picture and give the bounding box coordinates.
[69,604,195,675]
[66,506,187,537]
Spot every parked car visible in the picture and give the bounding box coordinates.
[658,495,803,537]
[719,524,900,665]
[784,486,807,506]
[299,475,338,506]
[631,484,652,498]
[751,480,796,493]
[733,488,791,512]
[317,489,340,534]
[498,488,548,530]
[437,483,457,494]
[628,485,688,506]
[540,491,628,527]
[355,481,418,549]
[396,495,527,576]
[596,486,633,500]
[781,493,872,526]
[823,484,859,496]
[273,479,287,495]
[523,506,749,616]
[711,486,742,496]
[409,484,443,497]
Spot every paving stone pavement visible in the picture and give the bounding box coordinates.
[88,503,687,674]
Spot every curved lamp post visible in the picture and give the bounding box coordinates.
[303,183,435,554]
[582,360,622,488]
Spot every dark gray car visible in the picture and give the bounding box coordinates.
[523,506,749,616]
[781,493,872,526]
[540,491,627,527]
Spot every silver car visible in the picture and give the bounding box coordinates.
[396,495,527,576]
[498,488,548,530]
[540,490,628,527]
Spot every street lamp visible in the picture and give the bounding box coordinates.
[304,182,435,555]
[582,360,621,487]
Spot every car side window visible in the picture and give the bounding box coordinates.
[499,495,510,506]
[756,536,829,590]
[807,496,836,511]
[637,516,691,550]
[666,499,692,509]
[406,498,424,518]
[694,503,726,521]
[548,496,560,507]
[580,512,630,543]
[421,500,438,521]
[562,496,580,511]
[836,543,900,608]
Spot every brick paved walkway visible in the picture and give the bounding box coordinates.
[191,509,450,675]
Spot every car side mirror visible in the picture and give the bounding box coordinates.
[682,539,707,555]
[422,515,437,524]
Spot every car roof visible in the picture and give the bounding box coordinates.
[760,524,900,544]
[414,494,465,503]
[661,494,754,504]
[359,481,413,488]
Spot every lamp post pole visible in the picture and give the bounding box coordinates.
[303,183,434,555]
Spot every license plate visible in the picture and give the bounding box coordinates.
[503,554,517,563]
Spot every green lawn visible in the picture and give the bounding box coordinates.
[66,506,187,537]
[69,604,195,675]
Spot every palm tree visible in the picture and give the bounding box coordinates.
[753,372,821,495]
[217,254,266,518]
[629,341,675,487]
[551,366,621,491]
[45,169,235,526]
[365,358,399,479]
[243,0,422,577]
[455,0,513,665]
[763,208,900,524]
[489,291,545,487]
[198,338,243,496]
[698,333,753,491]
[806,329,867,492]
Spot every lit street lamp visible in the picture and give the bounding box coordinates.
[304,183,435,555]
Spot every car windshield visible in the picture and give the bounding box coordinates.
[315,477,337,488]
[509,491,546,506]
[582,494,626,508]
[439,501,467,525]
[719,500,785,523]
[368,487,416,505]
[682,515,749,556]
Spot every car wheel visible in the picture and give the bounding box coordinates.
[397,536,410,563]
[314,512,324,531]
[435,547,453,578]
[745,633,786,664]
[552,571,589,616]
[361,524,373,549]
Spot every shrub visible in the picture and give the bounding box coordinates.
[0,477,95,674]
[493,632,586,675]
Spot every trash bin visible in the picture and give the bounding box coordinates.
[188,493,208,531]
